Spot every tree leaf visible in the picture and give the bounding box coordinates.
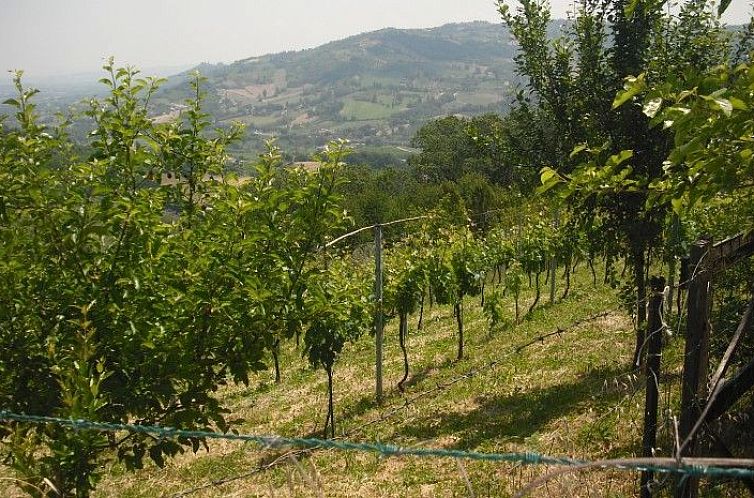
[537,167,563,194]
[671,196,684,214]
[613,74,646,109]
[569,144,588,158]
[702,95,733,116]
[713,97,733,116]
[729,97,748,110]
[540,167,557,184]
[611,149,634,166]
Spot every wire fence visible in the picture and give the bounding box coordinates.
[3,239,751,496]
[170,310,626,496]
[1,410,752,482]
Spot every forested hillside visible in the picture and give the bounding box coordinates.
[150,21,527,157]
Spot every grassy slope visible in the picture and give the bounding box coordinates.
[91,262,693,497]
[3,259,748,497]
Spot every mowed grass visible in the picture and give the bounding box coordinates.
[4,262,712,497]
[89,262,670,497]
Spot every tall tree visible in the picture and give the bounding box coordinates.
[500,0,733,366]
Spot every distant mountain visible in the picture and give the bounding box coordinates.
[0,22,526,160]
[153,21,523,157]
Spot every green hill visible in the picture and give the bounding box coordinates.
[152,21,523,157]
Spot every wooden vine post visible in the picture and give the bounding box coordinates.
[640,276,665,498]
[666,214,680,316]
[676,239,712,498]
[374,223,384,405]
[673,232,754,497]
[676,238,712,498]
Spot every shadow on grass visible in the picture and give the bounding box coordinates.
[399,364,436,391]
[336,363,439,434]
[397,364,629,450]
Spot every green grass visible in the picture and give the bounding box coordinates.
[6,262,724,497]
[455,92,503,106]
[87,263,660,497]
[340,99,401,121]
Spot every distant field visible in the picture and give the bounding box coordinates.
[455,91,503,106]
[224,114,282,128]
[340,99,403,121]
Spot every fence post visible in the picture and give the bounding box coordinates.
[640,276,666,498]
[676,238,712,498]
[374,223,384,405]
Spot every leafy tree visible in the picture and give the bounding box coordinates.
[457,172,502,233]
[501,0,735,366]
[248,141,352,383]
[642,60,754,218]
[303,258,371,438]
[1,65,243,496]
[410,116,470,182]
[409,113,535,189]
[464,114,513,184]
[152,72,242,225]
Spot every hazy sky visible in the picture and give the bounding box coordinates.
[2,0,752,79]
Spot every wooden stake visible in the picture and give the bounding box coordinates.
[676,239,712,498]
[641,276,665,498]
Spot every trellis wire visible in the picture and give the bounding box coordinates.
[1,410,752,481]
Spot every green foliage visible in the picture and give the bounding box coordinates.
[303,267,370,374]
[427,232,459,307]
[410,116,470,183]
[303,258,371,437]
[641,61,754,222]
[385,241,428,318]
[505,260,526,323]
[482,286,508,330]
[0,65,352,496]
[409,113,535,188]
[450,229,485,300]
